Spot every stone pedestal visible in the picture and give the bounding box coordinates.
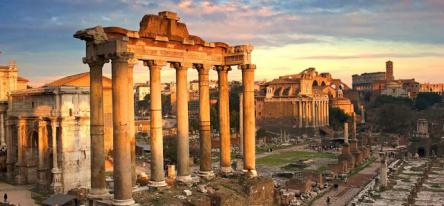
[50,167,63,193]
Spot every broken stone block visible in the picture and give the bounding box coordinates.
[184,189,193,196]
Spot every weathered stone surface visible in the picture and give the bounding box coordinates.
[242,177,275,205]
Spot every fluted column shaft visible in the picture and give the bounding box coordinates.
[6,119,14,179]
[216,66,231,172]
[87,57,108,197]
[173,62,191,181]
[197,65,213,174]
[241,64,256,176]
[111,53,135,204]
[146,60,166,186]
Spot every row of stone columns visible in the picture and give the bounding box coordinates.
[296,99,329,128]
[5,116,61,192]
[86,52,257,204]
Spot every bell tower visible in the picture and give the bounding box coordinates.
[386,60,394,81]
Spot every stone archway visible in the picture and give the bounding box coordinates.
[417,147,426,157]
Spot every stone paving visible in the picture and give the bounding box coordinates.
[0,181,37,205]
[353,158,444,206]
[311,157,380,206]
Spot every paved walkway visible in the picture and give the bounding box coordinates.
[312,158,381,206]
[0,182,37,206]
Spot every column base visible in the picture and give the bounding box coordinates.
[220,167,233,175]
[198,170,215,179]
[243,169,258,177]
[112,198,136,206]
[15,165,26,184]
[89,188,110,199]
[176,175,192,183]
[6,163,15,180]
[148,180,167,187]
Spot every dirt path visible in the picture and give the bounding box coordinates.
[311,157,381,206]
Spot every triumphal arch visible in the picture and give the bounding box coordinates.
[75,11,257,205]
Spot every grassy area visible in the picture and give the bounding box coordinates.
[256,144,295,154]
[256,151,337,166]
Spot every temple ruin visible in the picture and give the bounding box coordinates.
[74,11,257,205]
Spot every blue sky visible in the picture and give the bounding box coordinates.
[0,0,443,86]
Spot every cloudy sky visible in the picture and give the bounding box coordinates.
[0,0,443,86]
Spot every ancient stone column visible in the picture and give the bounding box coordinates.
[239,93,244,156]
[15,118,26,184]
[38,119,48,191]
[172,62,192,182]
[344,122,349,143]
[241,64,257,177]
[216,65,232,173]
[6,119,14,179]
[145,60,167,187]
[360,105,366,124]
[380,154,388,188]
[0,112,5,146]
[196,64,214,177]
[50,118,62,193]
[311,101,316,128]
[298,100,303,128]
[352,112,357,139]
[326,100,330,126]
[111,52,135,205]
[86,57,108,198]
[127,60,137,187]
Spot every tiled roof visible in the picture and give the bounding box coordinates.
[43,72,112,88]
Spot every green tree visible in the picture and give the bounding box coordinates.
[376,103,415,134]
[415,92,442,110]
[329,107,350,131]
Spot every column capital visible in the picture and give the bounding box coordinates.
[239,64,256,71]
[83,56,109,67]
[143,60,166,68]
[194,64,212,74]
[214,65,231,72]
[171,62,192,70]
[38,119,47,127]
[107,52,134,63]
